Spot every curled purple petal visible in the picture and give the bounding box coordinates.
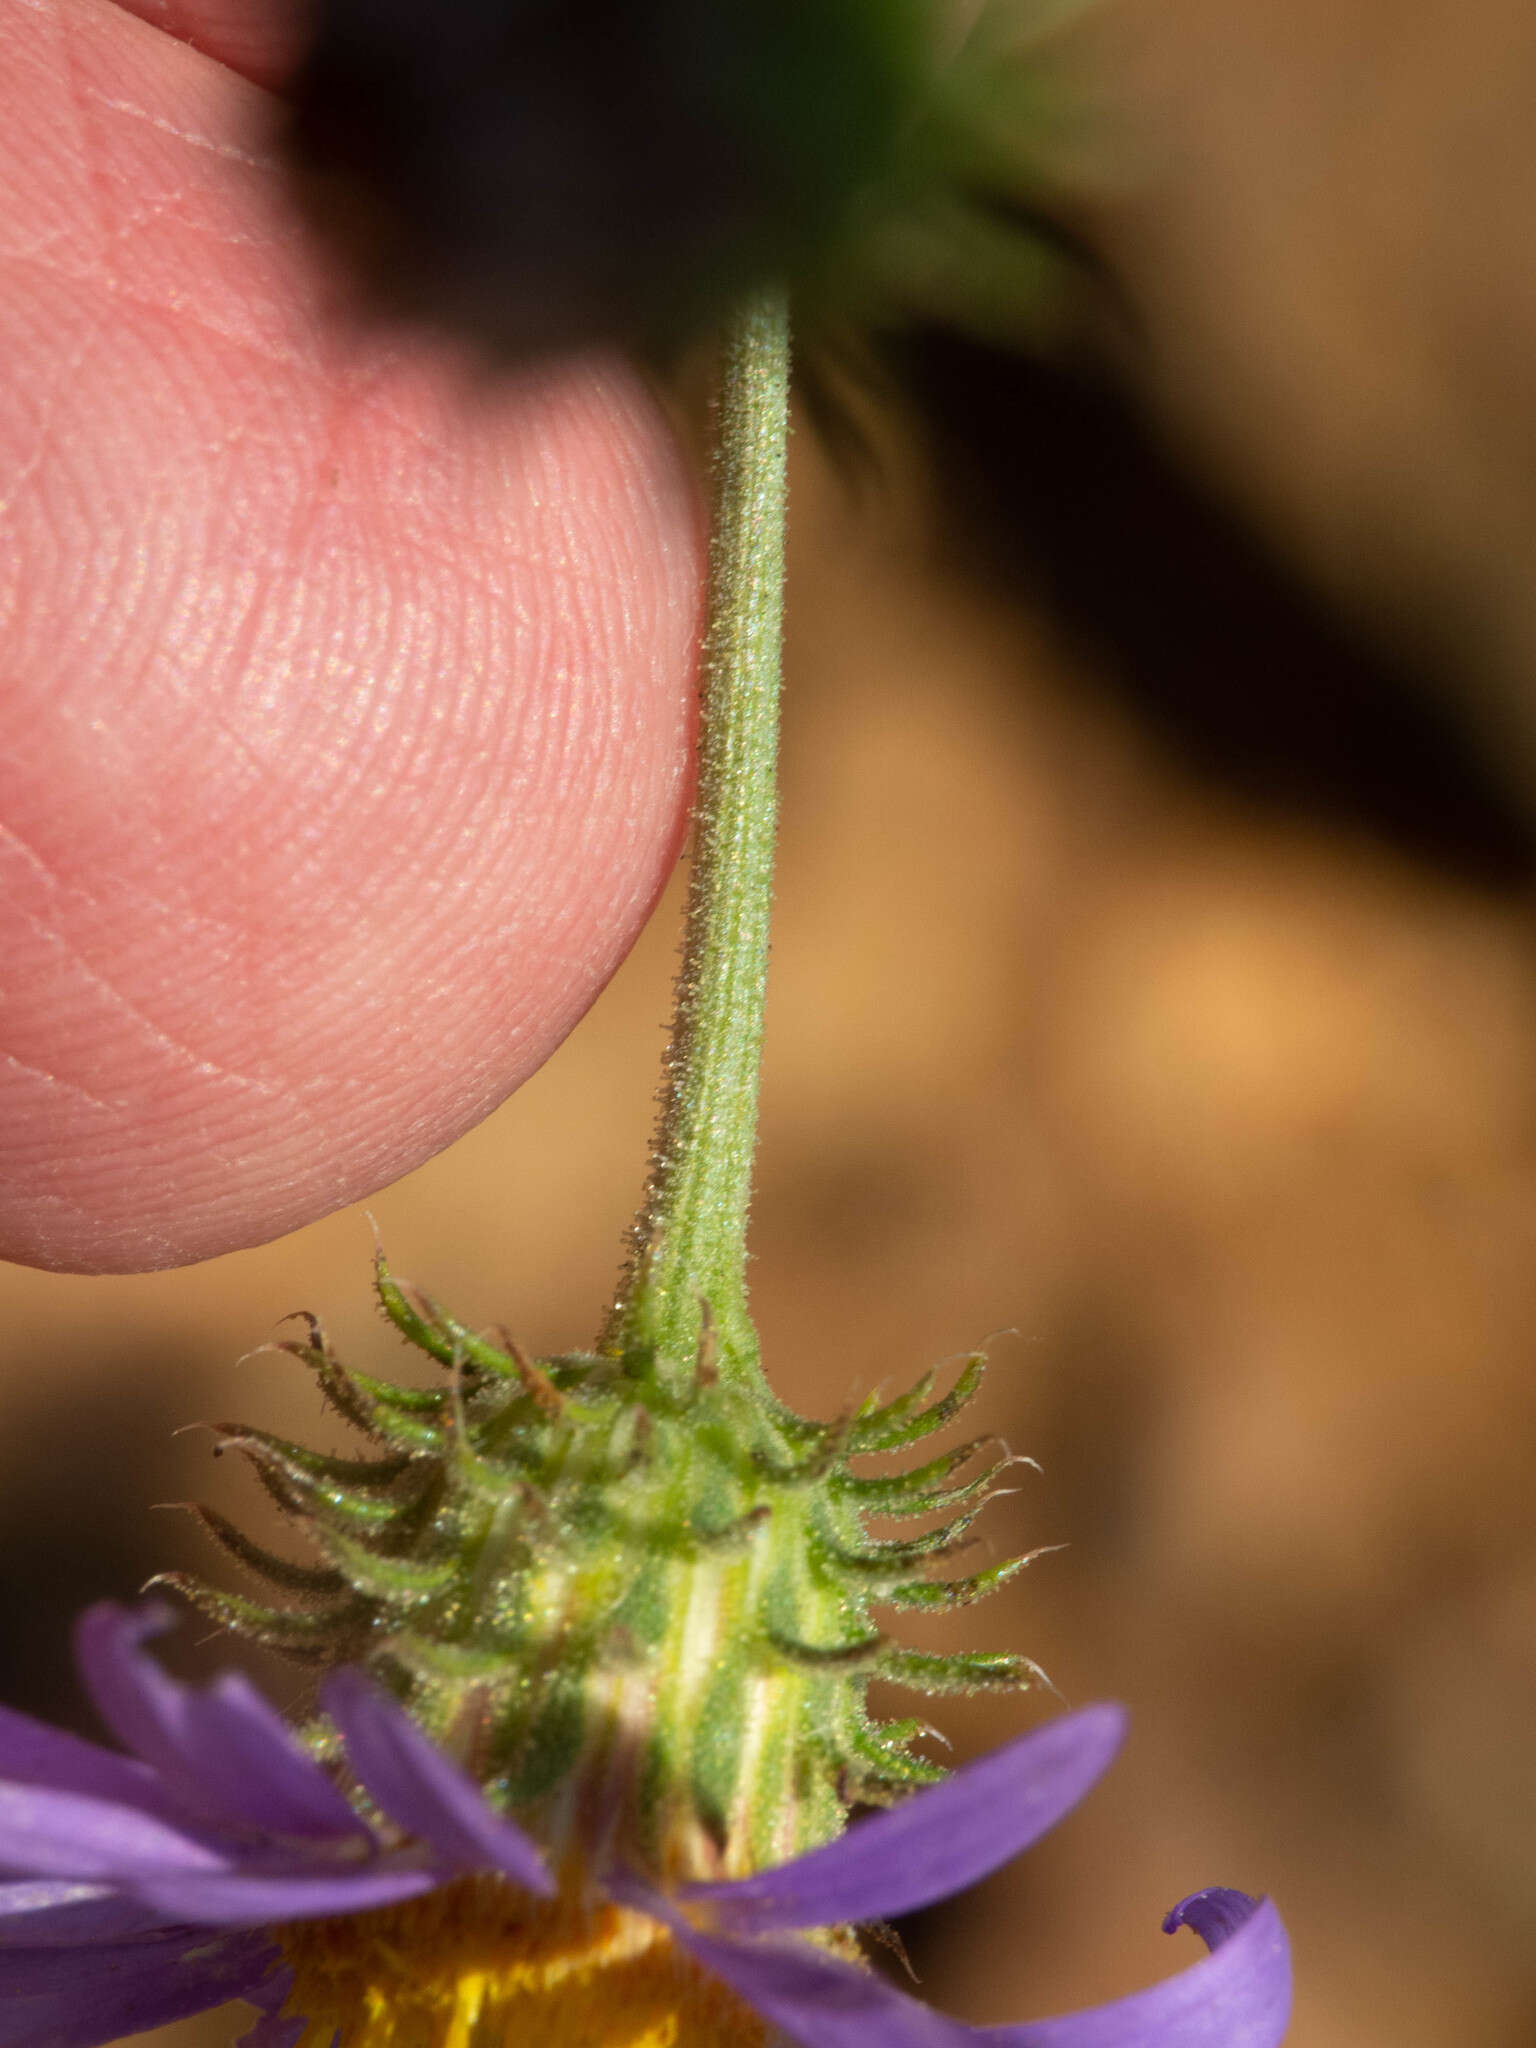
[73,1606,367,1844]
[1163,1888,1258,1950]
[624,1874,1290,2048]
[322,1669,554,1896]
[680,1705,1126,1935]
[0,1927,280,2048]
[0,1780,229,1882]
[976,1893,1291,2047]
[129,1862,440,1928]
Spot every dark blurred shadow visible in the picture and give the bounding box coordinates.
[0,1347,208,1735]
[900,327,1536,890]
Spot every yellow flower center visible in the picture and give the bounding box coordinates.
[275,1875,770,2048]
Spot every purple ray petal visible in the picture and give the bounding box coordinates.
[74,1606,368,1844]
[245,1964,297,2016]
[185,1672,376,1843]
[73,1603,197,1774]
[0,1780,229,1882]
[129,1861,440,1928]
[974,1893,1292,2048]
[680,1706,1127,1935]
[625,1878,1291,2048]
[0,1928,279,2048]
[625,1887,977,2048]
[0,1881,171,1948]
[238,2017,309,2048]
[322,1669,554,1896]
[0,1701,181,1824]
[1163,1888,1256,1948]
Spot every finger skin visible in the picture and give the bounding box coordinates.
[0,0,700,1272]
[106,0,302,86]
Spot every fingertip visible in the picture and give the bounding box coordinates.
[0,1,702,1273]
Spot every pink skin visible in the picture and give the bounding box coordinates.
[0,0,701,1273]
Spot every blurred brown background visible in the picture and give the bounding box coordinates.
[11,0,1536,2042]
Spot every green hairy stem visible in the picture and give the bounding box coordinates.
[603,289,790,1389]
[167,291,1038,1882]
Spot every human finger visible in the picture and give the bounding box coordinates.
[107,0,303,88]
[0,0,700,1273]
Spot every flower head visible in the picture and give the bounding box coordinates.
[0,1604,1290,2048]
[284,0,1075,360]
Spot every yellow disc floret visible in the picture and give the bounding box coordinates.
[275,1875,769,2048]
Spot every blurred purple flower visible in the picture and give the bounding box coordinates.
[0,1605,1290,2047]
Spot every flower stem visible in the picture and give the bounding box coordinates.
[603,290,790,1392]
